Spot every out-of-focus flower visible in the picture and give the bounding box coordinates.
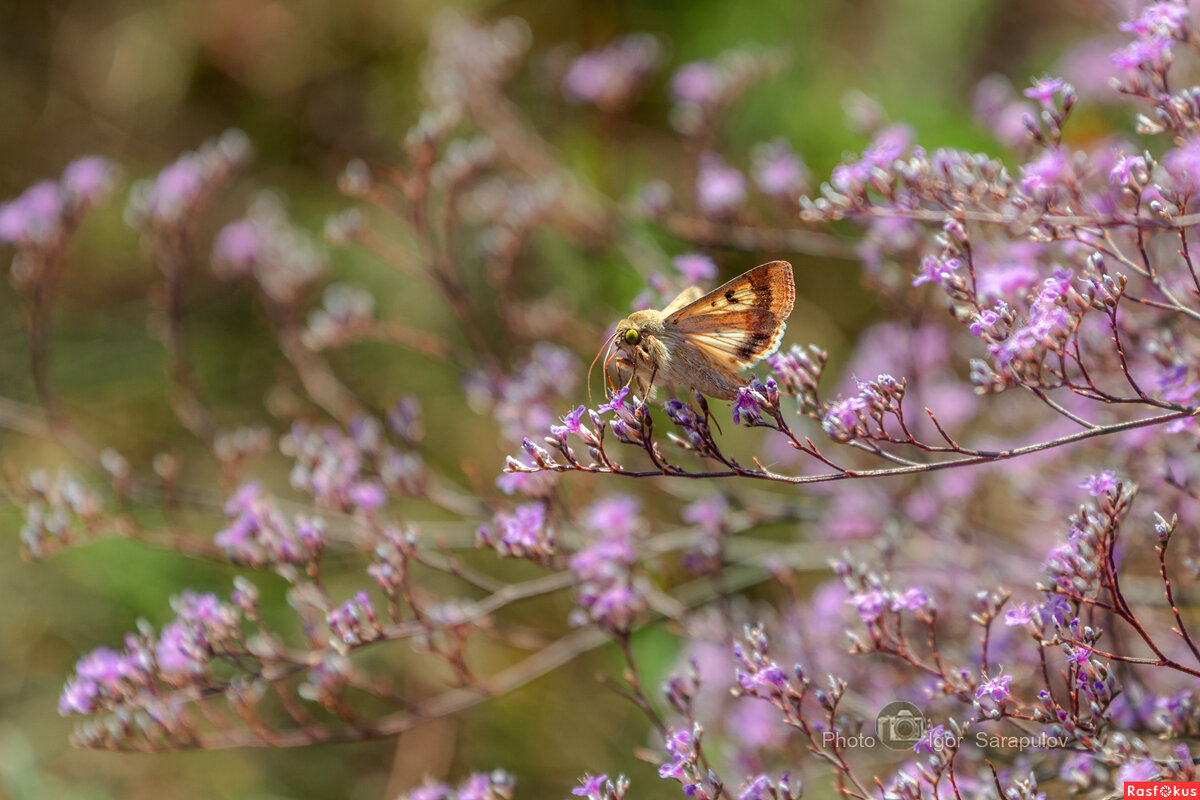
[671,61,720,106]
[61,156,116,207]
[478,502,555,561]
[673,253,718,284]
[1023,77,1067,109]
[562,34,661,111]
[1164,137,1200,197]
[0,181,62,246]
[127,129,251,231]
[1080,470,1119,497]
[1111,35,1174,71]
[751,139,810,199]
[209,193,325,304]
[570,495,644,632]
[1020,147,1071,198]
[696,152,746,216]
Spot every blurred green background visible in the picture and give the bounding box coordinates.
[0,0,1117,798]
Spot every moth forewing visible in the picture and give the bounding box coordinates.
[666,260,795,325]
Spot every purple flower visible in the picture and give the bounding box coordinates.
[1110,153,1148,186]
[465,772,517,800]
[673,253,717,284]
[891,586,928,611]
[914,724,947,754]
[751,139,809,198]
[970,308,1002,336]
[480,501,555,560]
[978,242,1039,299]
[830,159,874,195]
[822,395,868,440]
[0,180,62,245]
[671,61,720,105]
[348,481,387,512]
[737,660,787,694]
[1111,35,1174,71]
[659,728,695,780]
[1023,77,1067,109]
[1038,595,1071,626]
[590,584,640,629]
[976,670,1012,702]
[863,124,912,168]
[733,385,764,425]
[225,481,262,515]
[562,34,661,111]
[571,498,643,631]
[584,494,640,537]
[912,255,961,288]
[551,405,588,438]
[695,152,746,216]
[738,775,772,800]
[1080,470,1118,496]
[728,696,787,751]
[212,219,261,276]
[851,589,888,622]
[988,270,1075,366]
[155,621,203,677]
[58,678,99,716]
[62,156,115,205]
[1118,2,1188,38]
[1020,147,1069,197]
[829,126,911,195]
[406,781,452,800]
[75,647,131,686]
[973,75,1035,147]
[597,386,630,414]
[1116,758,1161,790]
[1164,137,1200,196]
[682,495,728,533]
[1004,603,1034,626]
[146,155,207,223]
[502,503,547,548]
[1065,645,1090,667]
[174,591,233,633]
[572,774,608,798]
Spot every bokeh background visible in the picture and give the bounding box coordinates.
[0,1,1133,798]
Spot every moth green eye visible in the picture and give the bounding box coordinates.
[624,328,641,346]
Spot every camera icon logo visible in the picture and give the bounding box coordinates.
[876,701,927,750]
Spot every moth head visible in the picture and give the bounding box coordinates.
[615,311,662,355]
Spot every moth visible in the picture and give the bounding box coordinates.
[597,260,795,402]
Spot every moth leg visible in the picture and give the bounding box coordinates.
[637,363,659,412]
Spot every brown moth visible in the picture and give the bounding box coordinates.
[603,260,795,401]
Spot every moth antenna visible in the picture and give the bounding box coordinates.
[588,331,617,406]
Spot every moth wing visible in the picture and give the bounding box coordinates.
[666,260,795,324]
[662,285,704,316]
[668,308,787,370]
[665,261,795,370]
